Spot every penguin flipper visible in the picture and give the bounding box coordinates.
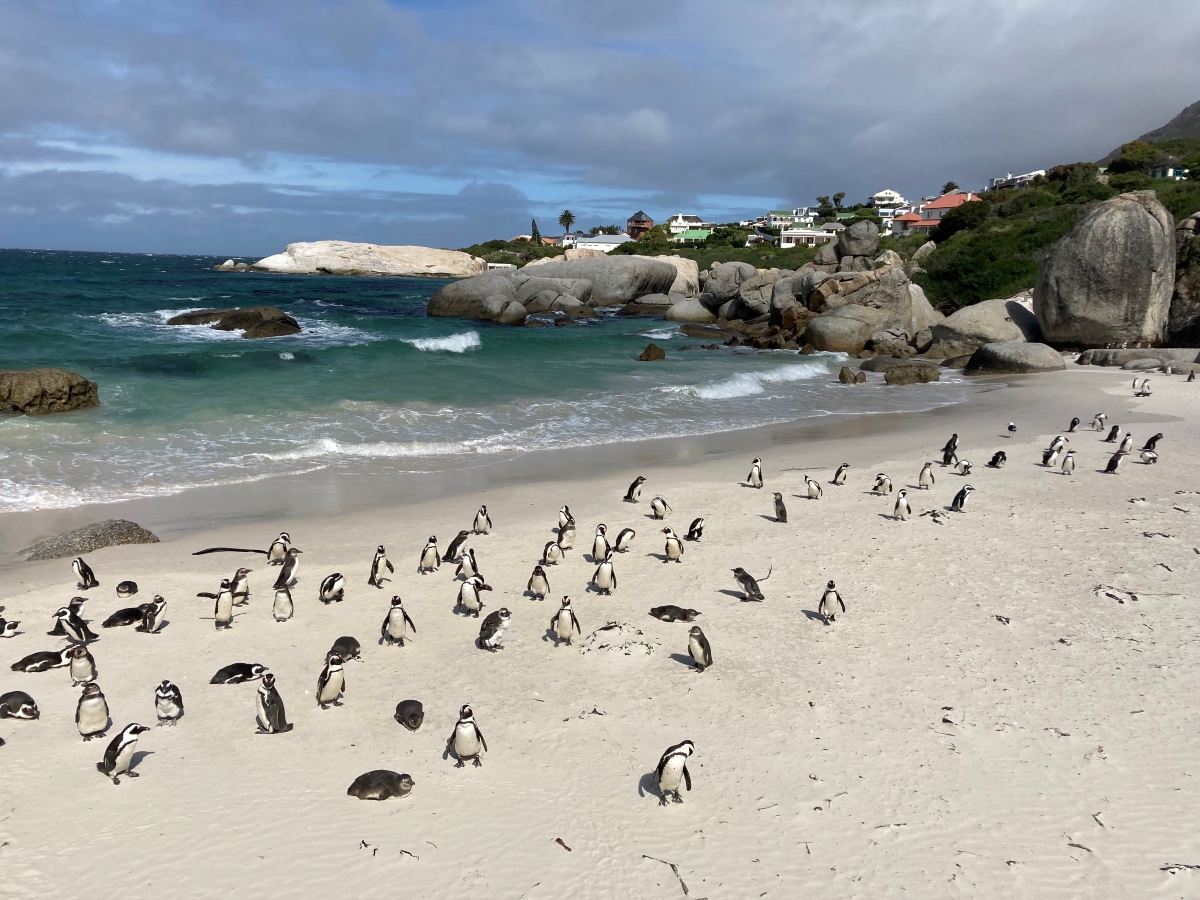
[571,611,581,633]
[474,724,487,753]
[683,766,691,791]
[386,560,394,573]
[838,595,846,613]
[196,592,218,599]
[403,611,416,632]
[380,616,390,639]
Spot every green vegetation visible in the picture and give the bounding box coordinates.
[530,219,541,243]
[610,222,817,270]
[558,209,575,236]
[941,181,960,194]
[458,238,564,266]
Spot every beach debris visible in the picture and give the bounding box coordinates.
[555,838,572,852]
[1162,864,1200,873]
[1059,638,1072,645]
[642,855,690,895]
[1093,585,1138,604]
[995,615,1010,625]
[920,509,948,524]
[1157,563,1172,571]
[1067,842,1092,853]
[1092,813,1105,828]
[1142,532,1172,538]
[579,622,658,656]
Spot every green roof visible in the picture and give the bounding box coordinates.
[677,229,713,240]
[768,210,793,216]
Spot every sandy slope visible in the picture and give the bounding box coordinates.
[0,368,1197,900]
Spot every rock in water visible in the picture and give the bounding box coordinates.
[0,369,99,416]
[427,272,518,323]
[501,257,677,306]
[664,298,717,323]
[1033,191,1175,346]
[884,363,940,385]
[963,342,1066,375]
[166,306,301,338]
[638,343,667,361]
[837,220,880,258]
[838,366,857,384]
[21,519,159,560]
[252,241,485,277]
[803,306,890,353]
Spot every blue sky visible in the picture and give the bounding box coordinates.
[1,0,1197,256]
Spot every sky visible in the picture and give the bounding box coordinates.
[0,0,1197,256]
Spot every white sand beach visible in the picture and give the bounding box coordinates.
[1,367,1197,899]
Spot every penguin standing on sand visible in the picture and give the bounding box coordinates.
[988,451,1007,468]
[456,576,490,617]
[941,446,958,467]
[773,492,787,523]
[273,548,302,589]
[73,558,99,590]
[48,596,87,637]
[625,476,646,502]
[1103,424,1121,443]
[591,524,610,561]
[1061,449,1076,475]
[69,645,97,686]
[1092,413,1107,432]
[1068,417,1080,433]
[456,548,482,581]
[804,475,823,499]
[956,460,973,476]
[663,528,685,562]
[656,740,694,805]
[213,580,234,630]
[272,586,294,622]
[943,433,959,455]
[229,568,252,605]
[527,565,551,601]
[558,506,575,530]
[685,517,705,541]
[368,545,394,588]
[650,496,672,519]
[255,674,292,733]
[591,551,617,594]
[1118,432,1135,455]
[1043,445,1063,467]
[746,458,763,489]
[473,505,492,534]
[417,537,441,574]
[951,484,975,511]
[832,463,849,485]
[1007,422,1017,437]
[873,473,893,494]
[478,609,511,651]
[155,680,183,726]
[76,682,110,741]
[614,527,636,552]
[1104,450,1124,474]
[542,540,563,566]
[1142,432,1163,452]
[97,724,149,785]
[316,655,345,709]
[54,606,98,644]
[380,596,417,646]
[919,462,935,489]
[893,488,911,521]
[557,521,576,553]
[687,626,713,672]
[446,705,487,767]
[550,597,581,647]
[732,566,770,602]
[319,573,346,604]
[818,580,845,625]
[136,595,167,633]
[445,531,470,563]
[267,532,291,564]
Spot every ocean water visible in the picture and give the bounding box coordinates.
[0,249,972,513]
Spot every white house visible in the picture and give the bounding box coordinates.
[780,227,837,249]
[666,213,715,235]
[869,189,907,208]
[575,234,634,253]
[985,170,1046,191]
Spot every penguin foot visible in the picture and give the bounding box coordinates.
[472,758,483,768]
[659,796,669,806]
[127,771,139,778]
[454,759,465,768]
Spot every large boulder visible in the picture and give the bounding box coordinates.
[910,241,936,264]
[704,261,758,302]
[925,294,1043,358]
[664,298,717,323]
[1168,211,1200,345]
[814,243,838,265]
[20,519,159,560]
[738,270,782,316]
[639,255,700,296]
[803,305,890,353]
[837,221,880,258]
[963,342,1066,376]
[511,275,594,306]
[837,280,943,337]
[1033,191,1176,347]
[427,272,520,323]
[1075,348,1200,367]
[885,362,941,385]
[167,305,302,337]
[252,241,486,277]
[506,256,677,305]
[638,343,667,361]
[0,368,100,416]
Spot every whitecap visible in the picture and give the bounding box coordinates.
[638,326,682,340]
[279,352,295,360]
[665,362,830,400]
[251,436,514,461]
[401,332,481,353]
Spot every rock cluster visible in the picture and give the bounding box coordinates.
[166,306,302,338]
[21,519,160,560]
[0,368,100,416]
[250,241,486,278]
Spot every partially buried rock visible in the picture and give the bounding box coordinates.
[884,363,940,385]
[21,519,159,561]
[0,369,99,416]
[638,343,667,361]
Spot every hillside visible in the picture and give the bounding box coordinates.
[1100,98,1200,163]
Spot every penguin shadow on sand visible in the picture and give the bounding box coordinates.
[636,770,681,803]
[801,609,827,623]
[668,652,701,670]
[716,589,746,600]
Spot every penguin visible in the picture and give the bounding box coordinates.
[319,573,346,604]
[1137,379,1151,397]
[213,579,234,629]
[229,567,252,605]
[0,617,19,638]
[473,505,493,534]
[154,680,184,726]
[832,463,849,485]
[1007,422,1017,437]
[68,645,97,686]
[394,699,424,731]
[685,517,705,541]
[417,536,441,574]
[558,505,575,530]
[76,682,110,741]
[550,596,581,647]
[1131,376,1139,392]
[1061,449,1076,475]
[1141,432,1163,452]
[1068,417,1080,433]
[455,548,482,580]
[687,626,713,672]
[943,433,959,456]
[0,691,38,719]
[732,566,770,602]
[818,580,845,625]
[1043,445,1062,468]
[527,565,551,601]
[542,540,563,566]
[988,450,1007,468]
[1103,425,1120,443]
[556,521,576,553]
[273,548,302,589]
[955,459,973,476]
[591,552,617,594]
[591,524,611,561]
[380,596,417,646]
[804,475,823,499]
[746,458,763,489]
[73,557,99,590]
[316,655,345,709]
[478,608,511,652]
[1118,432,1135,455]
[656,740,694,805]
[614,527,636,552]
[347,771,415,801]
[650,496,672,519]
[255,673,292,733]
[272,586,294,622]
[649,606,701,623]
[773,492,787,523]
[1190,370,1196,383]
[1140,449,1159,464]
[663,527,685,562]
[625,475,646,502]
[445,531,470,563]
[873,473,893,494]
[10,647,72,672]
[97,723,150,784]
[456,576,491,617]
[54,606,98,643]
[267,532,291,564]
[368,545,394,587]
[919,462,935,489]
[136,595,167,634]
[446,704,487,767]
[116,581,138,599]
[1048,435,1068,453]
[893,488,911,521]
[1092,413,1107,432]
[950,484,975,511]
[941,447,958,468]
[209,662,268,684]
[329,636,361,663]
[102,604,151,629]
[1104,451,1124,474]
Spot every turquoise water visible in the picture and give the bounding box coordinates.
[0,249,971,512]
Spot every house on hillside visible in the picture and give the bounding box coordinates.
[985,170,1046,191]
[1147,164,1190,180]
[892,190,981,234]
[780,227,836,249]
[575,233,634,253]
[868,189,907,208]
[674,228,713,244]
[666,213,715,235]
[626,211,654,240]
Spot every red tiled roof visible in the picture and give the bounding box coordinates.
[894,212,922,223]
[922,192,979,211]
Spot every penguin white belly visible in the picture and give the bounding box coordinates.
[158,697,181,721]
[214,593,233,626]
[255,692,270,731]
[558,529,575,550]
[595,567,613,589]
[318,671,344,705]
[111,741,137,776]
[659,756,686,793]
[482,623,507,649]
[666,540,682,560]
[474,515,489,533]
[272,591,293,621]
[688,636,707,667]
[530,576,548,597]
[592,537,607,559]
[555,612,573,640]
[71,657,96,684]
[454,725,481,758]
[386,610,408,640]
[78,698,108,735]
[460,585,482,611]
[420,549,439,569]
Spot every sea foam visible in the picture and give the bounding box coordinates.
[401,332,481,353]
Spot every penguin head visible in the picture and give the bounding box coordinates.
[497,608,511,621]
[459,704,474,720]
[69,596,87,611]
[14,699,39,719]
[731,567,747,577]
[457,530,469,538]
[125,724,150,737]
[261,673,276,688]
[80,682,101,698]
[751,457,760,465]
[377,544,385,553]
[53,607,71,620]
[560,596,572,608]
[250,664,269,679]
[688,626,703,638]
[897,488,908,497]
[288,548,303,556]
[662,527,676,537]
[827,580,836,589]
[479,505,487,514]
[278,532,291,542]
[390,595,404,608]
[220,579,232,590]
[70,645,89,659]
[157,679,172,693]
[326,654,343,669]
[427,536,437,545]
[0,620,18,635]
[674,740,695,758]
[596,524,607,535]
[773,492,783,500]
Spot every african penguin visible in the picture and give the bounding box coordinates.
[550,596,581,647]
[558,505,575,530]
[478,608,511,652]
[746,458,763,489]
[732,566,770,602]
[347,771,414,801]
[1092,413,1107,432]
[0,618,19,638]
[272,586,294,622]
[445,530,470,563]
[102,604,150,629]
[773,492,787,523]
[1068,417,1080,433]
[663,528,684,562]
[950,484,975,511]
[0,691,38,720]
[685,517,705,541]
[73,557,99,590]
[805,475,823,499]
[1141,432,1163,452]
[54,606,98,644]
[1048,435,1068,453]
[154,680,184,726]
[1043,445,1062,468]
[527,565,551,600]
[1103,424,1120,443]
[213,579,234,629]
[1104,451,1124,474]
[556,522,576,553]
[136,595,167,634]
[687,626,713,672]
[394,699,424,731]
[329,636,361,663]
[116,581,138,599]
[255,673,292,733]
[273,548,302,589]
[10,647,72,672]
[473,505,492,534]
[832,463,849,485]
[319,573,346,604]
[76,682,110,741]
[417,536,441,574]
[48,596,87,636]
[368,545,394,588]
[542,540,563,566]
[1118,432,1135,455]
[446,704,487,767]
[267,532,291,564]
[955,459,973,476]
[893,488,911,520]
[58,640,87,679]
[1061,450,1076,475]
[380,596,417,646]
[229,568,252,605]
[614,527,636,552]
[209,662,267,684]
[649,606,701,623]
[591,524,610,561]
[941,447,958,468]
[97,723,150,784]
[624,475,646,503]
[650,496,672,519]
[873,473,893,494]
[919,462,935,489]
[987,450,1007,468]
[455,548,482,581]
[1140,449,1159,464]
[1007,422,1016,437]
[591,552,617,594]
[456,576,490,617]
[656,740,694,805]
[943,433,959,456]
[316,655,345,709]
[818,581,845,625]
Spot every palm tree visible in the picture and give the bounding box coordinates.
[941,181,960,194]
[558,209,576,237]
